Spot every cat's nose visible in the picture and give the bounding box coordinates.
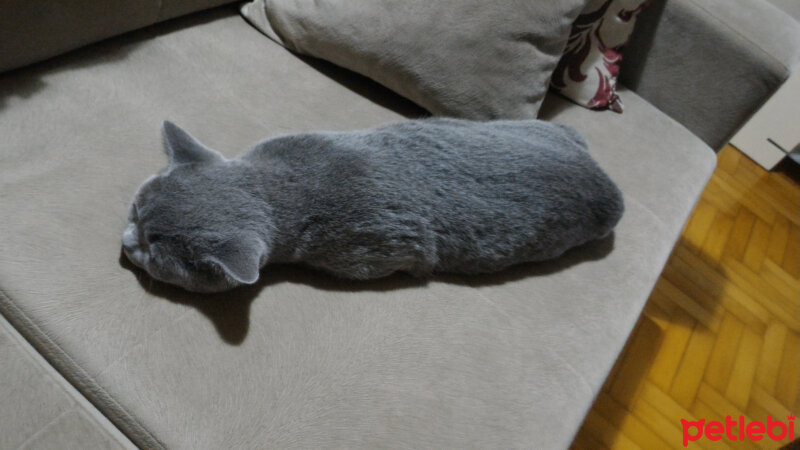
[122,223,138,249]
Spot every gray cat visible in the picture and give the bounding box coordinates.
[122,119,623,293]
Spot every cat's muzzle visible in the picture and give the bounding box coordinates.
[122,223,149,268]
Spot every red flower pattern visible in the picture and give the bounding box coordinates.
[551,0,649,114]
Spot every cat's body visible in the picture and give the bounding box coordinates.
[123,119,623,292]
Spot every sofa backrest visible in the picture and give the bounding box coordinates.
[0,0,235,74]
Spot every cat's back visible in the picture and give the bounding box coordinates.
[358,118,598,194]
[243,118,604,204]
[246,118,584,164]
[360,117,587,161]
[243,119,622,275]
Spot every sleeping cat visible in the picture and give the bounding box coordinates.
[122,119,623,293]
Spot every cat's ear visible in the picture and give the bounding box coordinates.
[162,121,224,167]
[204,234,266,285]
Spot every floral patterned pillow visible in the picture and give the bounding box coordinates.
[550,0,649,113]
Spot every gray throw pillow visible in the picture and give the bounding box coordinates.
[241,0,586,119]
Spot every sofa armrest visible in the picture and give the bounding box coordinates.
[620,0,800,150]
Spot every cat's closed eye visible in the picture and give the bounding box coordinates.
[146,233,163,243]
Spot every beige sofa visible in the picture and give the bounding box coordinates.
[1,1,798,448]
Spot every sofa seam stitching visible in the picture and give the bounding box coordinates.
[1,314,133,448]
[0,286,165,450]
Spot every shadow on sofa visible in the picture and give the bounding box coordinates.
[119,232,616,345]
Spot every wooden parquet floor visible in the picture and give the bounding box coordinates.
[571,146,800,449]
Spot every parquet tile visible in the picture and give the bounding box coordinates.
[684,200,719,252]
[639,381,732,450]
[704,213,736,266]
[724,328,762,410]
[755,322,790,396]
[670,325,717,409]
[766,216,790,264]
[705,314,746,391]
[573,427,609,450]
[630,398,707,450]
[581,409,643,450]
[723,259,798,328]
[703,178,742,218]
[571,146,800,449]
[725,209,758,261]
[655,278,722,333]
[749,385,800,438]
[714,170,779,225]
[647,308,695,391]
[742,219,772,271]
[594,392,674,450]
[782,225,800,276]
[776,333,800,407]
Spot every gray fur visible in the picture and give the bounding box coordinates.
[122,119,624,293]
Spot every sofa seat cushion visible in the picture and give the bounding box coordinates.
[0,6,715,449]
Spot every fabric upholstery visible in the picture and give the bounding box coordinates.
[0,314,134,449]
[620,0,800,150]
[0,7,714,449]
[0,0,235,74]
[766,0,800,21]
[240,0,584,119]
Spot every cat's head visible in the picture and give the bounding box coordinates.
[122,122,269,293]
